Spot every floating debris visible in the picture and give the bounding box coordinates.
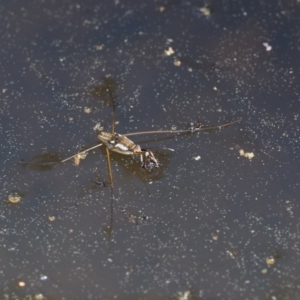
[93,123,104,131]
[48,215,56,222]
[128,214,136,224]
[157,6,165,12]
[193,156,201,161]
[178,291,191,300]
[199,5,212,17]
[227,249,238,259]
[40,275,48,280]
[18,281,26,287]
[174,59,182,66]
[165,46,175,56]
[8,192,21,204]
[73,152,88,166]
[34,294,46,300]
[266,255,275,266]
[84,106,92,114]
[212,231,220,241]
[239,149,255,160]
[94,44,104,51]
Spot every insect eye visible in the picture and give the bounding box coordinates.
[141,155,159,171]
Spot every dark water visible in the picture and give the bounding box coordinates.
[1,0,300,299]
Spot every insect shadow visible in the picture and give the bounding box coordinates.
[20,153,61,171]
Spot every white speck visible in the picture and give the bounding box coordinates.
[40,275,48,281]
[193,156,201,161]
[263,42,272,51]
[94,44,104,50]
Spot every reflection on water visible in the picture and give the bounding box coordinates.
[90,77,118,108]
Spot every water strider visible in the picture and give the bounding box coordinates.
[60,116,241,171]
[21,79,242,173]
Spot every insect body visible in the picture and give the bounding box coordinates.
[98,131,159,171]
[98,132,142,155]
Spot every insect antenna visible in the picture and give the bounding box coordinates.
[124,118,242,137]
